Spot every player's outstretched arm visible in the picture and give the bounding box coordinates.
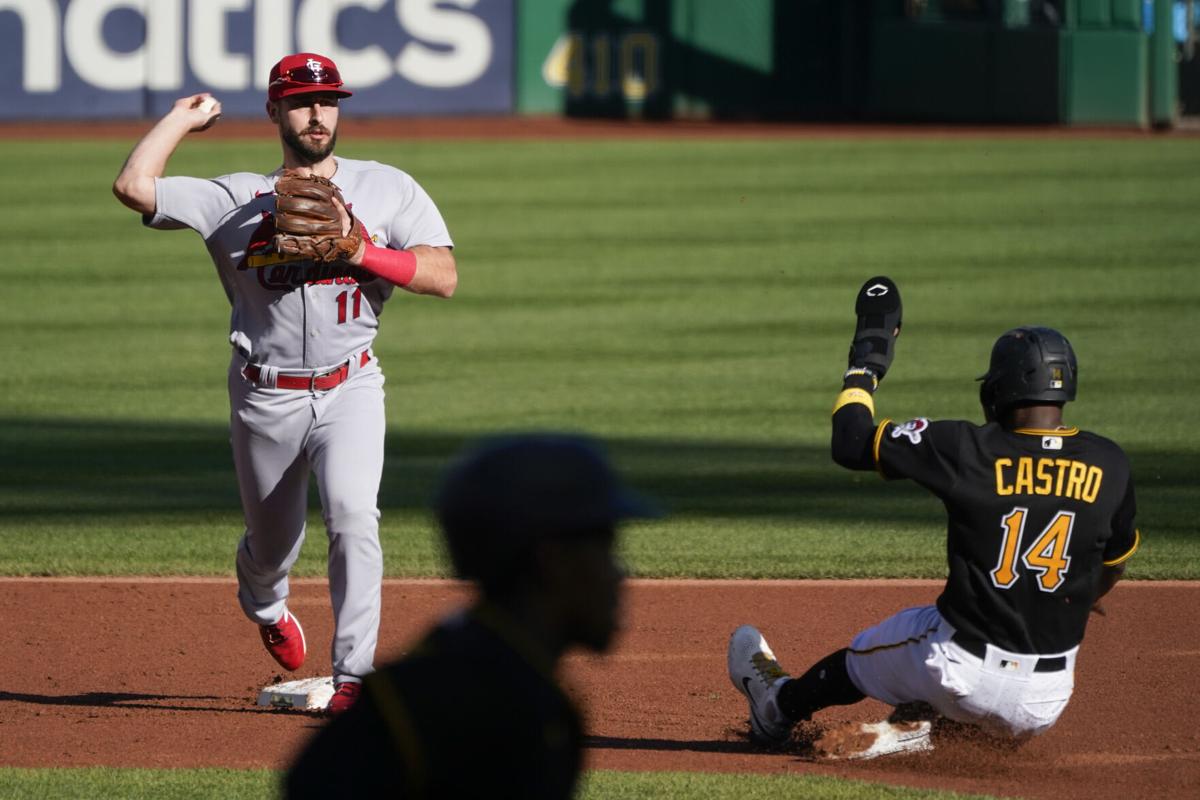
[830,277,902,471]
[831,368,880,471]
[325,194,457,297]
[399,245,457,297]
[345,238,457,297]
[345,233,456,296]
[112,94,222,215]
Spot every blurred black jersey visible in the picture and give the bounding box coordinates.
[287,603,582,799]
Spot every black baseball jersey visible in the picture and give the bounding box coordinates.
[874,418,1139,654]
[286,603,582,799]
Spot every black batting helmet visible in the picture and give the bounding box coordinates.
[978,327,1078,421]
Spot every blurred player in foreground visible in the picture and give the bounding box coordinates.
[287,433,659,797]
[729,277,1140,758]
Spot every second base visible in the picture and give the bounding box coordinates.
[257,676,334,711]
[814,719,934,760]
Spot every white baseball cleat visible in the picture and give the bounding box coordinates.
[815,719,934,760]
[727,624,795,746]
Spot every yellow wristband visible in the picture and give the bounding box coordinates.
[832,388,875,416]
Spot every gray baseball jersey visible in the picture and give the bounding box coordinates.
[147,157,453,368]
[145,156,452,683]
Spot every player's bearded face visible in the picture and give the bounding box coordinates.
[277,95,339,164]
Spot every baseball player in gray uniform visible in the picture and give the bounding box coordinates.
[112,53,457,714]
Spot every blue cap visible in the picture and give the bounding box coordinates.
[434,434,660,582]
[436,433,659,533]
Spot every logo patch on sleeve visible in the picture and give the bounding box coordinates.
[890,418,930,445]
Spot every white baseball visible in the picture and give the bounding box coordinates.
[197,96,218,115]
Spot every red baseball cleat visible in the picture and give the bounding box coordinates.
[259,609,306,671]
[326,681,361,715]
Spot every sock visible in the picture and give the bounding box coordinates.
[776,648,866,721]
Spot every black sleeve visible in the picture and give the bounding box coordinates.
[1103,474,1139,565]
[831,402,879,471]
[875,419,971,495]
[830,371,881,471]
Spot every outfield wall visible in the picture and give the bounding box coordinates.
[0,0,514,119]
[0,0,1184,126]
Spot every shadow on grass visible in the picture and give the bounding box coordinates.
[0,417,1194,536]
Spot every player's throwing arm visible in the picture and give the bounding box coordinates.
[112,53,457,717]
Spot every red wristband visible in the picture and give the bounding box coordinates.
[359,239,417,287]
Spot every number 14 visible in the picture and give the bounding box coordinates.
[990,507,1075,592]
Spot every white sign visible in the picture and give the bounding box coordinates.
[3,0,493,93]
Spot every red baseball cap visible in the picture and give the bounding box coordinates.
[268,53,353,102]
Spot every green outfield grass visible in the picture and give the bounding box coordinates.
[1,135,1195,579]
[0,767,997,799]
[0,135,1195,800]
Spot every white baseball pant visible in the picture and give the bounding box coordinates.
[228,358,385,683]
[845,604,1077,738]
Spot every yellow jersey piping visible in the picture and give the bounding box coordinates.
[1103,528,1141,566]
[872,419,891,478]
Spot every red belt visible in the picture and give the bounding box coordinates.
[243,351,370,391]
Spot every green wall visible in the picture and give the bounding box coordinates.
[1063,30,1148,124]
[515,0,843,119]
[515,0,1179,126]
[516,0,575,114]
[853,0,1175,126]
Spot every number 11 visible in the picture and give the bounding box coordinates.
[336,288,362,324]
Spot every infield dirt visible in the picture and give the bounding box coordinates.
[3,115,1195,797]
[0,578,1196,800]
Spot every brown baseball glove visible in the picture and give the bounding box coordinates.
[273,170,364,263]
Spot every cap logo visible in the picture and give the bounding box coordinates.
[866,283,889,297]
[306,58,325,79]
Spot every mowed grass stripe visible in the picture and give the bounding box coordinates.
[0,137,1195,578]
[0,767,998,799]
